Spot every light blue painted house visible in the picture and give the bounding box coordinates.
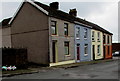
[74,23,92,62]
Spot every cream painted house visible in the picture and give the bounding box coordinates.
[91,29,103,60]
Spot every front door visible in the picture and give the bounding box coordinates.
[52,41,56,63]
[92,45,95,60]
[103,46,106,59]
[77,44,80,61]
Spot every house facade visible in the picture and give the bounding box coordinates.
[91,29,103,60]
[49,17,75,66]
[103,33,112,59]
[75,24,91,62]
[10,1,50,65]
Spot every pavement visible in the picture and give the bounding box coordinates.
[2,57,119,79]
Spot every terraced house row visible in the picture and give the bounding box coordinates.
[0,0,113,66]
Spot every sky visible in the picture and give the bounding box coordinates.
[0,0,119,43]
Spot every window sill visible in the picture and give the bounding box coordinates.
[84,54,88,56]
[92,40,95,42]
[98,54,101,56]
[76,38,80,40]
[51,35,58,36]
[65,54,71,57]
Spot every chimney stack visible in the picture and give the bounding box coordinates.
[69,8,77,17]
[50,2,59,10]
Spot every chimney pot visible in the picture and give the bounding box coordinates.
[50,2,59,10]
[69,8,77,17]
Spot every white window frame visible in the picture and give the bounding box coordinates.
[84,28,87,39]
[92,31,95,41]
[64,23,68,36]
[97,32,100,42]
[84,44,88,56]
[51,21,57,35]
[76,27,80,39]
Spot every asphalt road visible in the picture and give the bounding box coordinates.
[3,60,119,79]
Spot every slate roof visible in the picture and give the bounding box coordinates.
[75,18,113,35]
[34,1,113,35]
[34,2,75,23]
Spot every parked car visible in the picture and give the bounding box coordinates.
[112,51,120,56]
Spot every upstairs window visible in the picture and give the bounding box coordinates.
[92,31,95,41]
[84,28,87,39]
[103,35,106,44]
[97,32,100,42]
[51,21,57,35]
[76,27,80,39]
[64,23,68,36]
[64,42,69,55]
[110,36,112,44]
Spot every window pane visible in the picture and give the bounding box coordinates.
[84,28,87,39]
[51,21,55,26]
[97,32,100,41]
[84,44,88,54]
[64,23,68,36]
[65,47,68,54]
[92,31,95,41]
[64,23,67,27]
[103,35,106,43]
[51,21,56,35]
[51,26,55,34]
[64,42,69,55]
[76,27,80,38]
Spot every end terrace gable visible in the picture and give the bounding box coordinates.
[8,0,48,25]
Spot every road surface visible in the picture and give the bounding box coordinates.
[2,60,119,79]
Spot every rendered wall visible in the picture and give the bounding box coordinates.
[91,29,104,60]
